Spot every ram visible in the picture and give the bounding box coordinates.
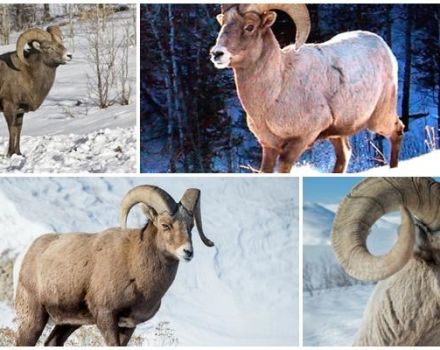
[211,4,403,173]
[0,26,71,156]
[332,177,440,346]
[13,185,214,346]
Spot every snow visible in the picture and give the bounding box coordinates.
[0,177,298,346]
[303,200,401,346]
[0,127,135,173]
[303,285,375,346]
[0,302,15,329]
[0,9,136,173]
[293,149,440,175]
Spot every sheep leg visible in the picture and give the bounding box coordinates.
[44,324,80,346]
[119,327,136,346]
[278,139,309,173]
[260,147,279,173]
[11,113,24,156]
[96,311,120,346]
[15,303,49,345]
[389,120,404,168]
[330,136,352,173]
[3,103,16,156]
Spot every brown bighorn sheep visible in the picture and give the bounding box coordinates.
[332,177,440,346]
[13,185,214,346]
[211,4,404,173]
[0,26,72,156]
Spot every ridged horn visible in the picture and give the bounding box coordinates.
[119,185,177,228]
[230,4,311,50]
[332,177,440,282]
[47,25,64,44]
[180,189,215,247]
[16,28,52,65]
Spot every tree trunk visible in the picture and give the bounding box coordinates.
[167,4,189,172]
[401,7,413,131]
[43,4,51,23]
[148,9,176,172]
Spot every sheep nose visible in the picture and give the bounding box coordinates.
[211,50,224,60]
[183,249,193,258]
[67,54,72,60]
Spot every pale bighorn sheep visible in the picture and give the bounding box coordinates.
[332,177,440,346]
[211,4,404,173]
[0,26,72,156]
[13,185,214,346]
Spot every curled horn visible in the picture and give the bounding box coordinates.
[47,25,64,44]
[234,4,310,50]
[332,177,440,281]
[16,28,52,65]
[119,185,177,228]
[180,189,215,247]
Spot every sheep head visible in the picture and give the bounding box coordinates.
[16,26,72,67]
[210,3,310,69]
[119,185,214,262]
[332,177,440,282]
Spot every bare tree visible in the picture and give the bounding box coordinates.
[0,5,11,45]
[86,5,134,109]
[86,6,118,108]
[116,25,131,105]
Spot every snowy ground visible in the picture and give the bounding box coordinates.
[0,177,299,346]
[0,7,136,173]
[304,285,375,346]
[294,149,440,175]
[303,200,400,346]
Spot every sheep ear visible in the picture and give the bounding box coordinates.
[141,204,158,222]
[32,41,41,51]
[261,11,277,29]
[216,14,224,26]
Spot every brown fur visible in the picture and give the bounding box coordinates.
[0,26,71,156]
[15,222,185,346]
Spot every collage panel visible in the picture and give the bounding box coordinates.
[0,0,439,348]
[0,176,299,346]
[303,177,440,346]
[140,3,439,174]
[0,4,136,173]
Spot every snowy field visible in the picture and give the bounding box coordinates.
[0,177,299,346]
[294,149,440,175]
[303,200,400,346]
[0,7,136,173]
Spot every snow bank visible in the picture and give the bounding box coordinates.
[303,285,375,346]
[0,177,298,346]
[293,149,440,175]
[0,127,135,173]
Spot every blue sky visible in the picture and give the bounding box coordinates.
[304,177,440,204]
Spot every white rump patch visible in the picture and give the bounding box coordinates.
[13,242,34,303]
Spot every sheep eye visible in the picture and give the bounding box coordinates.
[161,224,171,231]
[244,24,255,32]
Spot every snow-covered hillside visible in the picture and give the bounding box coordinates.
[303,201,400,346]
[0,177,298,346]
[0,8,136,173]
[294,149,440,175]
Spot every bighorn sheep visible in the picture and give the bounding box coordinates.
[332,177,440,346]
[211,4,404,173]
[13,185,214,346]
[0,26,71,156]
